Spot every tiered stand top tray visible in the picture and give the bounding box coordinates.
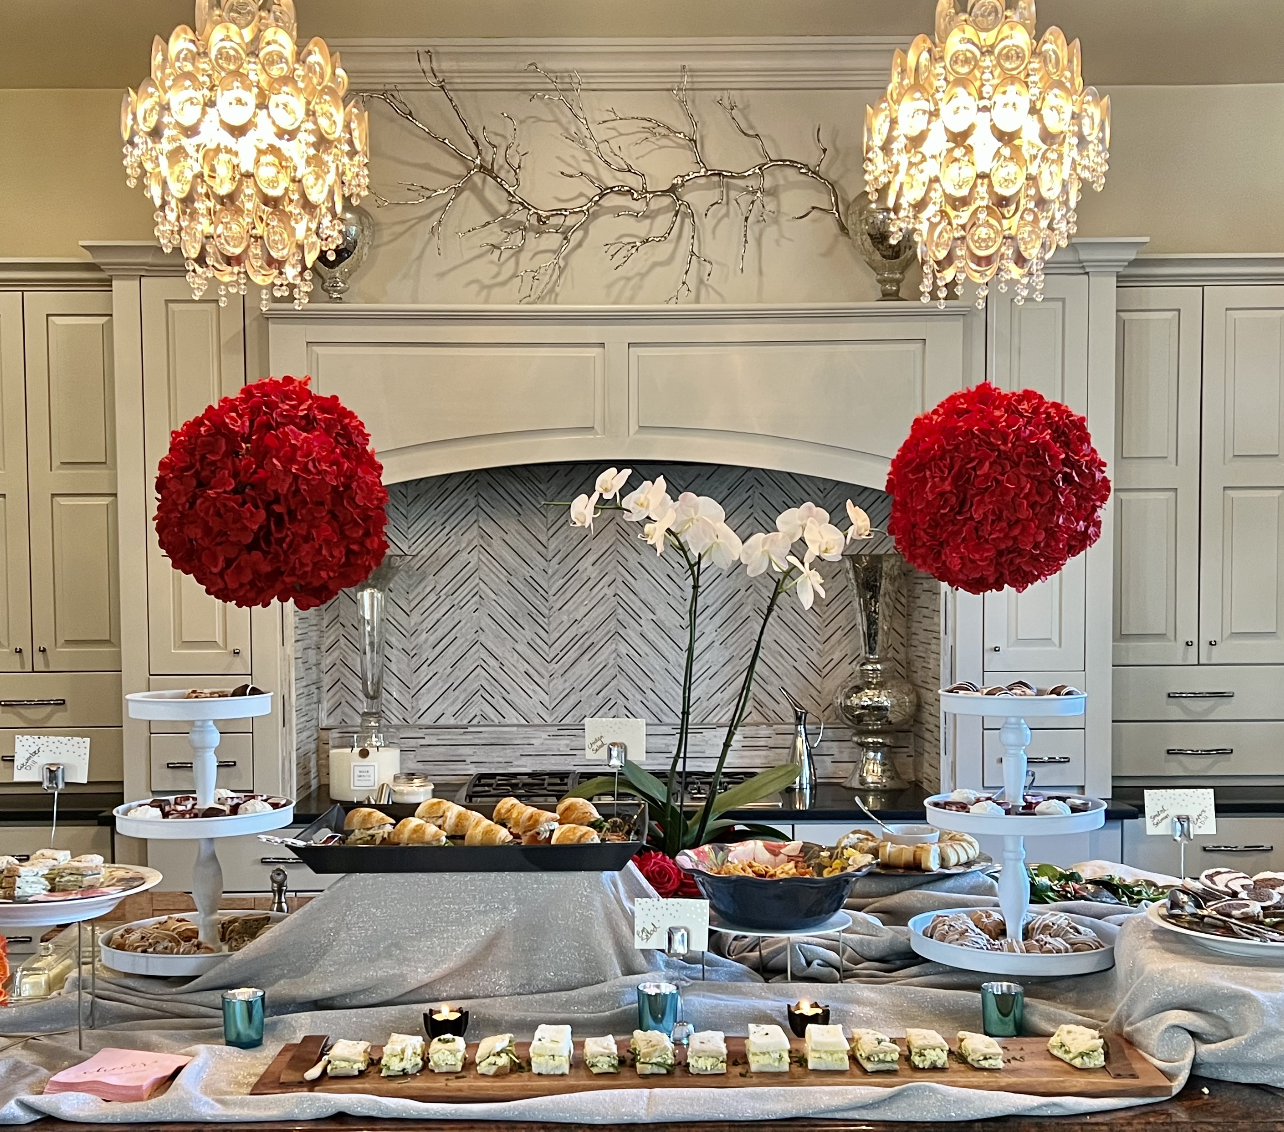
[0,867,162,929]
[251,1034,1174,1102]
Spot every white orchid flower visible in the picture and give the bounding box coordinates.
[570,492,601,530]
[706,522,744,570]
[622,476,671,521]
[845,500,872,542]
[683,516,719,555]
[776,502,830,542]
[787,552,826,611]
[595,467,632,500]
[740,531,792,577]
[643,507,677,554]
[671,492,724,533]
[804,518,846,562]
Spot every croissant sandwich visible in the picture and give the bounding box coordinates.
[556,798,601,826]
[492,797,523,826]
[414,798,455,825]
[504,803,560,836]
[550,823,600,845]
[440,805,489,838]
[464,819,515,846]
[344,808,394,846]
[388,817,447,846]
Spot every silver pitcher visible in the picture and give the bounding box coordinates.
[782,689,822,808]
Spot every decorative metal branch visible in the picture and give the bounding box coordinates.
[364,52,850,303]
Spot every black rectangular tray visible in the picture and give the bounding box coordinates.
[285,802,647,873]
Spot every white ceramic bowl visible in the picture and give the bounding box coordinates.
[882,823,940,846]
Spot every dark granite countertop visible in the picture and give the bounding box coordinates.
[0,791,123,825]
[1114,785,1284,817]
[292,782,1139,825]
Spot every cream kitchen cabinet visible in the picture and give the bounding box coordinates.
[140,278,251,676]
[0,294,30,673]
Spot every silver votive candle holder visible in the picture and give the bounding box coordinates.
[222,987,265,1049]
[636,981,681,1035]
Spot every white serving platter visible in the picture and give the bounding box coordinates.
[939,691,1086,718]
[125,689,273,722]
[0,866,163,930]
[99,909,289,977]
[908,908,1117,976]
[924,795,1107,837]
[1146,901,1284,961]
[114,800,294,840]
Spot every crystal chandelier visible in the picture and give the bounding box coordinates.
[863,0,1109,308]
[121,0,370,310]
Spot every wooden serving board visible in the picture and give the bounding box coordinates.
[250,1035,1174,1102]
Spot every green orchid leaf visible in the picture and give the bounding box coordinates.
[695,764,801,825]
[691,818,793,845]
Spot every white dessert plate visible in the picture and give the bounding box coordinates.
[126,689,273,722]
[0,866,163,929]
[114,800,294,840]
[1146,901,1284,961]
[939,691,1086,719]
[924,795,1106,836]
[908,908,1117,976]
[100,909,288,977]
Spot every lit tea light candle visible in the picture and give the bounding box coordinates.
[424,1003,470,1038]
[786,998,830,1037]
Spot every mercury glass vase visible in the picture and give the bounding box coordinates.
[354,554,409,745]
[311,202,376,301]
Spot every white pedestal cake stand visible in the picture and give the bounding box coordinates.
[117,691,291,951]
[910,690,1112,976]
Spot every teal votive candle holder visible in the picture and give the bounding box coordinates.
[980,981,1024,1038]
[637,982,681,1035]
[222,987,265,1049]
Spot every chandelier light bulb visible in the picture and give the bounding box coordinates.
[121,0,370,310]
[864,0,1109,308]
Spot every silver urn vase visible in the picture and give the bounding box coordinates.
[836,551,918,791]
[855,192,917,301]
[311,202,376,301]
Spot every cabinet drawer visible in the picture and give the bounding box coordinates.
[983,729,1085,790]
[0,727,122,783]
[0,824,111,860]
[1124,815,1284,877]
[0,674,121,728]
[145,676,251,733]
[148,830,339,892]
[150,734,252,792]
[1114,666,1284,722]
[1113,721,1284,777]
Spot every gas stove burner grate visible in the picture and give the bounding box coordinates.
[460,772,574,808]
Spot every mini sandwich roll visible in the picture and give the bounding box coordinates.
[556,798,601,826]
[550,824,600,845]
[465,819,515,846]
[492,797,523,826]
[442,806,488,838]
[414,798,455,824]
[344,807,394,832]
[506,803,559,836]
[388,817,446,846]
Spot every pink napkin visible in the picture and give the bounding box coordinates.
[44,1048,192,1102]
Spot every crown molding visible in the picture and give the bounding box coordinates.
[0,258,108,290]
[1119,253,1284,286]
[332,36,901,92]
[80,242,187,278]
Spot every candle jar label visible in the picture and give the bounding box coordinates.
[351,763,378,790]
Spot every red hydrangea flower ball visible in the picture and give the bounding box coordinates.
[154,375,388,610]
[885,381,1110,595]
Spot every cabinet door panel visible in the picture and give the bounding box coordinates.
[141,280,250,674]
[1112,289,1202,665]
[23,293,119,671]
[1201,287,1284,663]
[983,277,1089,671]
[0,296,30,671]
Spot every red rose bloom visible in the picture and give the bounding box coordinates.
[885,382,1110,594]
[154,375,388,610]
[634,851,701,898]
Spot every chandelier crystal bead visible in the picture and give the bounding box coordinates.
[864,0,1109,309]
[122,0,370,310]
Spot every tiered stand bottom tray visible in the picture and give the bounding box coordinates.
[251,1035,1174,1102]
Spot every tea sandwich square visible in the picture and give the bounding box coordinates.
[686,1031,727,1075]
[852,1029,900,1073]
[531,1025,572,1075]
[631,1030,675,1075]
[746,1024,791,1072]
[905,1028,949,1070]
[804,1024,850,1071]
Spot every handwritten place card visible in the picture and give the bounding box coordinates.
[585,717,646,764]
[634,897,709,951]
[12,735,90,783]
[1144,787,1216,837]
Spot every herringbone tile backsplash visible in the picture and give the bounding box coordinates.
[294,463,941,795]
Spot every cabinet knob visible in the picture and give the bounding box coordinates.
[992,645,1001,653]
[232,648,241,655]
[37,646,46,654]
[1185,640,1195,647]
[1208,640,1218,647]
[12,647,19,654]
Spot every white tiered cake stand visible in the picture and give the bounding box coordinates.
[908,689,1114,976]
[115,691,292,953]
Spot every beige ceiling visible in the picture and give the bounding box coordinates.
[3,0,1281,88]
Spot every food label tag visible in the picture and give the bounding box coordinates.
[350,762,378,790]
[1144,787,1216,836]
[634,897,709,951]
[12,735,90,783]
[585,717,646,764]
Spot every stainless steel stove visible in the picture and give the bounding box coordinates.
[458,769,779,808]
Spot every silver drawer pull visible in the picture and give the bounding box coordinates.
[1202,844,1273,853]
[4,936,32,944]
[259,857,304,865]
[0,699,66,707]
[1026,756,1072,765]
[1166,748,1234,757]
[165,760,236,769]
[1167,691,1234,699]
